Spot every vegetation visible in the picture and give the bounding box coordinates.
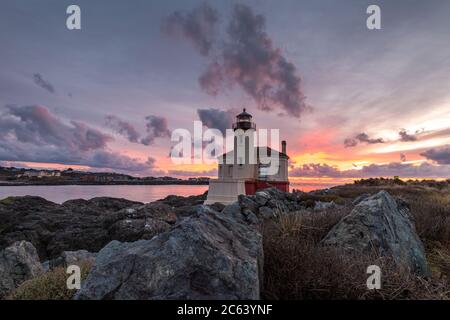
[263,181,450,299]
[8,262,92,300]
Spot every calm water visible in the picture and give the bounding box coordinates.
[0,181,343,204]
[0,185,209,204]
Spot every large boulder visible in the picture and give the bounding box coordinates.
[0,241,44,298]
[75,206,263,300]
[322,191,430,276]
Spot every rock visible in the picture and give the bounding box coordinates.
[206,202,226,212]
[141,219,171,240]
[221,202,244,222]
[352,193,371,206]
[242,209,259,225]
[261,187,287,200]
[75,206,263,300]
[62,197,143,216]
[258,206,275,219]
[254,191,270,206]
[63,197,142,213]
[174,204,203,220]
[322,191,430,276]
[238,194,259,214]
[108,219,146,242]
[314,201,336,211]
[50,250,97,268]
[135,202,177,224]
[158,192,207,207]
[0,241,44,298]
[108,218,171,242]
[0,196,174,260]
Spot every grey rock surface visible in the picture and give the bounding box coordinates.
[322,191,430,276]
[75,206,263,300]
[0,241,44,298]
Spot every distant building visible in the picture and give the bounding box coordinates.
[205,109,289,204]
[19,170,60,178]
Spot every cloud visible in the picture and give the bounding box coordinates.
[165,4,308,118]
[290,162,450,178]
[87,152,153,172]
[290,163,342,178]
[0,105,112,150]
[105,114,171,146]
[162,3,219,56]
[398,129,417,142]
[400,153,407,162]
[355,133,384,144]
[344,132,384,147]
[420,145,450,164]
[141,115,171,146]
[344,138,358,148]
[105,115,141,143]
[32,73,55,94]
[0,105,153,172]
[197,108,234,134]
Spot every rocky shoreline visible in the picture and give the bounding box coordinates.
[0,188,431,299]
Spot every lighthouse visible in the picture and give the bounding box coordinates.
[205,109,289,205]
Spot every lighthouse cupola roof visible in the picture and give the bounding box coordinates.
[237,108,252,119]
[233,108,255,131]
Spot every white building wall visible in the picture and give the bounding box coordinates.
[204,179,247,205]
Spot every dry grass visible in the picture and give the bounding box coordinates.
[8,262,92,300]
[263,186,450,300]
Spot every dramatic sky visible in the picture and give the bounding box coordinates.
[1,0,450,186]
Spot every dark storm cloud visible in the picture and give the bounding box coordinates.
[344,132,384,147]
[162,2,219,56]
[141,115,171,146]
[398,129,417,142]
[0,105,152,172]
[290,162,450,178]
[105,115,141,143]
[165,4,308,118]
[32,73,55,94]
[197,108,234,134]
[420,145,450,165]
